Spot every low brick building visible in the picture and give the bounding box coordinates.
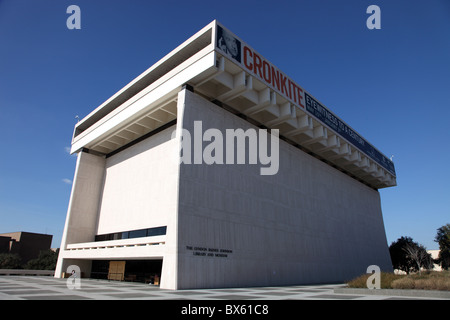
[0,232,53,264]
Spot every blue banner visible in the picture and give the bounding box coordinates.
[305,93,395,176]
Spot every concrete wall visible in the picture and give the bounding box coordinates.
[96,126,178,235]
[56,88,392,289]
[175,89,392,289]
[55,151,106,278]
[95,125,180,289]
[55,126,181,287]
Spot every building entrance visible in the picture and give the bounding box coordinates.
[91,259,163,284]
[108,260,125,281]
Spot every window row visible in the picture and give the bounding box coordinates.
[95,226,167,242]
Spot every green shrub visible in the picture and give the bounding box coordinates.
[0,253,22,269]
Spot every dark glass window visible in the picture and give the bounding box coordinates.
[95,226,167,242]
[147,226,167,237]
[129,229,147,239]
[94,234,105,242]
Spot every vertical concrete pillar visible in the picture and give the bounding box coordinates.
[159,89,188,290]
[55,151,106,278]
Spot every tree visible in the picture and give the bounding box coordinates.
[25,249,59,270]
[435,223,450,270]
[402,242,433,274]
[0,253,22,269]
[389,236,432,274]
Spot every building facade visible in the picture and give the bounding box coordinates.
[55,21,396,289]
[0,232,53,265]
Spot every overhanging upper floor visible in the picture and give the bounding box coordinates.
[70,20,396,189]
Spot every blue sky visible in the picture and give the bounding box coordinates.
[0,0,449,250]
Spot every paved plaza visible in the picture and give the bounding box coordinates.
[0,276,446,300]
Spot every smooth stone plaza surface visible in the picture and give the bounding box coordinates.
[0,276,447,300]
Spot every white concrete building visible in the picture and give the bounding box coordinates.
[55,21,396,289]
[428,250,443,271]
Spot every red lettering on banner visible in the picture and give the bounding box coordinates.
[271,66,280,91]
[280,73,288,97]
[262,61,271,84]
[243,46,253,70]
[289,80,297,104]
[253,53,263,79]
[237,45,305,109]
[288,79,294,101]
[297,86,305,108]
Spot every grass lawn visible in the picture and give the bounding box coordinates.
[347,270,450,291]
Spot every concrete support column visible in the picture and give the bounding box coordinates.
[55,151,106,278]
[159,88,188,290]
